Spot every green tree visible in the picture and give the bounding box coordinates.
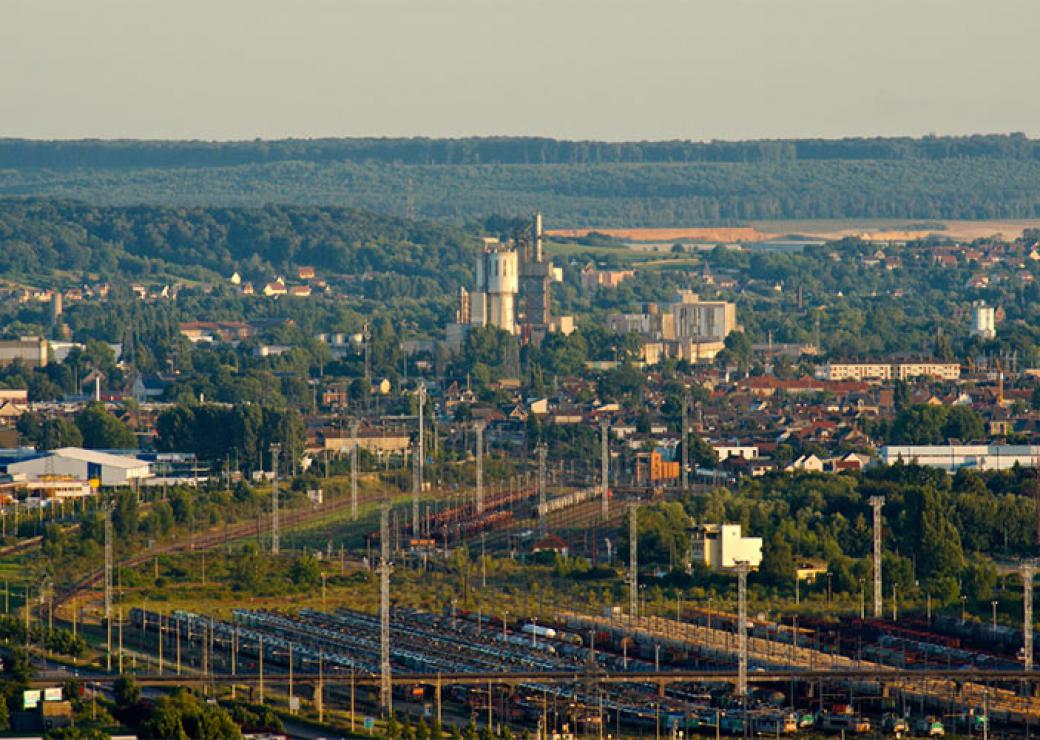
[114,674,141,708]
[289,555,321,587]
[40,417,83,450]
[75,402,136,449]
[759,533,795,589]
[942,405,984,442]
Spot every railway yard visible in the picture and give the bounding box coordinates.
[45,478,1040,737]
[116,592,1040,737]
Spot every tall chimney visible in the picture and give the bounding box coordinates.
[532,212,543,263]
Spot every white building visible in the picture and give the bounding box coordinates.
[713,445,759,462]
[671,290,738,342]
[689,524,763,572]
[785,454,825,473]
[972,301,996,339]
[881,444,1037,472]
[824,361,961,382]
[7,448,151,487]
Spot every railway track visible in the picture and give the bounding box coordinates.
[52,485,402,606]
[564,611,1040,722]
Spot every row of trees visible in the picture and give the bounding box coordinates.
[17,403,136,449]
[155,403,305,474]
[2,133,1037,167]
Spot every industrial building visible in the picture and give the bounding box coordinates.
[689,523,763,572]
[881,444,1037,472]
[633,449,679,484]
[6,447,151,487]
[447,213,572,347]
[605,291,738,363]
[0,337,48,368]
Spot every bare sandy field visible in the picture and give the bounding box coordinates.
[550,220,1040,244]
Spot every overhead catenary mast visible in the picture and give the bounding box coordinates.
[414,383,425,535]
[104,497,113,671]
[351,421,359,521]
[870,496,884,618]
[270,443,281,555]
[681,394,690,492]
[735,561,750,697]
[628,503,638,618]
[379,500,393,714]
[1024,562,1035,673]
[537,443,548,536]
[601,419,610,517]
[475,421,485,515]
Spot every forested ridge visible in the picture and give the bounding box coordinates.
[2,135,1040,225]
[0,198,474,291]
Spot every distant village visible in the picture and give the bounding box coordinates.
[1,226,1039,510]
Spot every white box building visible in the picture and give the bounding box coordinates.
[8,447,151,487]
[881,444,1036,472]
[690,524,763,572]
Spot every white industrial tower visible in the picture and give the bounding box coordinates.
[270,443,282,554]
[471,240,519,334]
[870,496,884,618]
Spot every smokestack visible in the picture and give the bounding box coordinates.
[94,375,101,402]
[51,292,63,325]
[533,212,543,263]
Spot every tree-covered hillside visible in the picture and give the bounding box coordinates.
[0,199,474,292]
[2,135,1040,225]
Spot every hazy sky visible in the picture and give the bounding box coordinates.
[2,0,1038,141]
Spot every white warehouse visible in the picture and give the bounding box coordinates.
[7,447,151,487]
[690,524,763,572]
[881,444,1038,472]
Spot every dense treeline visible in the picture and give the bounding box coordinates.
[4,139,1040,224]
[1,134,1037,168]
[0,199,474,291]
